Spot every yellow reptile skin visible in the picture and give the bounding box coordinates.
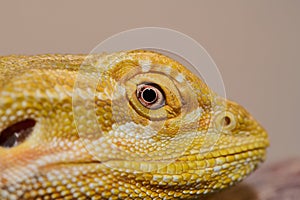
[0,50,269,199]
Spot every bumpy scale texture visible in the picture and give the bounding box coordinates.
[0,51,269,200]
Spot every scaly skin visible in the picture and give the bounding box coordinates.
[0,50,269,199]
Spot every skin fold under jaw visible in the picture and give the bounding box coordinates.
[0,50,269,200]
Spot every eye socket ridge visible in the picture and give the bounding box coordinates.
[136,83,165,110]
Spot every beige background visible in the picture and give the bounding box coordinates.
[0,0,299,165]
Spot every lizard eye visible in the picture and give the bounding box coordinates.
[136,83,165,109]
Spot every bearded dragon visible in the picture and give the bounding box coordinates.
[0,50,269,199]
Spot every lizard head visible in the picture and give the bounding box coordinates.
[0,50,269,199]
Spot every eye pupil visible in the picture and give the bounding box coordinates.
[136,83,165,109]
[142,88,157,103]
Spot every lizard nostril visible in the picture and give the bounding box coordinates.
[215,112,236,132]
[0,119,36,148]
[222,116,231,126]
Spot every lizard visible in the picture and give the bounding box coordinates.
[0,50,269,200]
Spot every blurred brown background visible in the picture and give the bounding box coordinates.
[0,0,299,165]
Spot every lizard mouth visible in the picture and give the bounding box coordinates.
[174,141,268,168]
[27,142,266,174]
[59,142,267,175]
[50,140,268,166]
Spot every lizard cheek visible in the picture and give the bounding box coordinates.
[0,118,36,148]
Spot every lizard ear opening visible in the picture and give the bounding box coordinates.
[0,119,36,148]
